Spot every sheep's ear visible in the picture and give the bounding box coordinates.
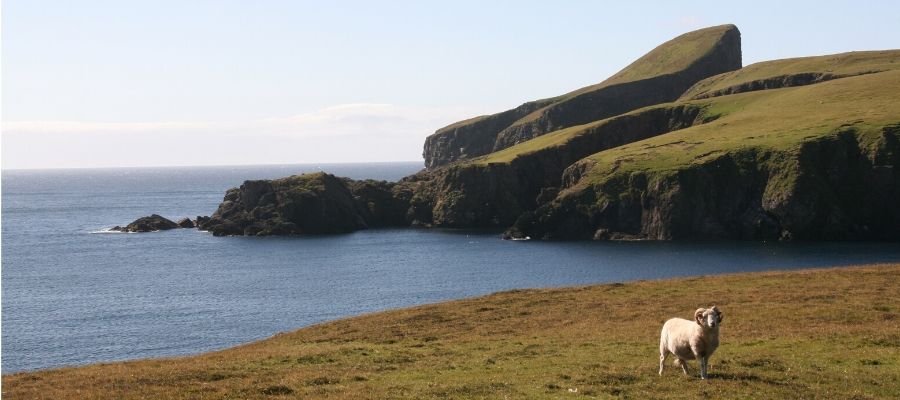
[694,308,705,325]
[718,312,724,323]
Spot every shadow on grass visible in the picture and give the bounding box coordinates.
[708,372,786,386]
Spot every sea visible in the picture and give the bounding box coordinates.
[4,161,900,373]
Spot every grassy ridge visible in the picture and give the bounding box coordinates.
[505,24,736,128]
[5,264,900,399]
[425,24,738,168]
[473,52,900,167]
[571,69,900,189]
[680,50,900,100]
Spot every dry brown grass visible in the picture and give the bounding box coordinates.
[5,264,900,399]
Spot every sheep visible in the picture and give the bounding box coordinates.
[658,306,723,379]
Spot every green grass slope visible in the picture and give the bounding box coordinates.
[423,24,740,168]
[474,50,900,167]
[5,264,899,399]
[576,69,900,183]
[507,24,738,127]
[680,50,900,100]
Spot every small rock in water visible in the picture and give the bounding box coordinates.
[116,214,179,232]
[176,218,195,228]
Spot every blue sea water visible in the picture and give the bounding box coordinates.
[3,162,900,373]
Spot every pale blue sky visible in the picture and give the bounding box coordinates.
[3,1,899,169]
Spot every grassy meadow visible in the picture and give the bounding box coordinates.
[4,264,899,399]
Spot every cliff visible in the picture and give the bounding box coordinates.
[194,27,900,241]
[506,71,900,240]
[422,24,742,168]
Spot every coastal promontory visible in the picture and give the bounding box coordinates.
[168,26,900,241]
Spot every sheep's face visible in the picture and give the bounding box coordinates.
[695,306,724,328]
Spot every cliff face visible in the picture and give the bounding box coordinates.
[195,27,900,241]
[422,99,555,168]
[506,126,900,240]
[414,103,712,228]
[422,24,742,168]
[198,173,405,236]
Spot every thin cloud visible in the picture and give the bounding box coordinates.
[2,103,474,138]
[1,103,484,169]
[671,16,706,29]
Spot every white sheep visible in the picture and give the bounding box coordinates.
[658,306,723,379]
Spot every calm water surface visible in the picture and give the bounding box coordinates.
[4,162,900,372]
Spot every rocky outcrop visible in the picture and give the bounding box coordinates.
[416,103,712,228]
[112,214,179,232]
[505,126,900,241]
[423,24,742,168]
[176,218,195,228]
[196,173,413,236]
[195,103,717,235]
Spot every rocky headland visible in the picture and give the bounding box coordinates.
[120,26,900,241]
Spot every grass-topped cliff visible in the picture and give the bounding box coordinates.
[508,68,900,240]
[191,25,900,240]
[680,50,900,100]
[5,264,899,399]
[474,50,900,168]
[422,24,741,168]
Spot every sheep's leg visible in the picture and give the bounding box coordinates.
[699,357,708,379]
[675,358,689,375]
[659,350,667,375]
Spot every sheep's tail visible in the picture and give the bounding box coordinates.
[659,326,667,356]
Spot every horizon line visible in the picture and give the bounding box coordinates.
[1,159,426,172]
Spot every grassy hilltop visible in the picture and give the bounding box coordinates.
[475,50,900,166]
[5,264,900,399]
[422,25,741,167]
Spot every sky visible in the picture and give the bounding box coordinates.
[2,1,899,169]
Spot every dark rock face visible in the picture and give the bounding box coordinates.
[176,218,195,228]
[422,25,742,168]
[198,173,412,236]
[506,126,900,241]
[114,214,179,232]
[200,103,714,235]
[422,99,555,168]
[417,104,710,229]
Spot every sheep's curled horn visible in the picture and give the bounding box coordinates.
[695,308,705,325]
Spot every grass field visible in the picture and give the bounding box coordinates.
[4,264,899,399]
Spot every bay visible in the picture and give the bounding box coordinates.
[4,162,900,372]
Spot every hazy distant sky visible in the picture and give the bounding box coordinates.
[3,1,899,169]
